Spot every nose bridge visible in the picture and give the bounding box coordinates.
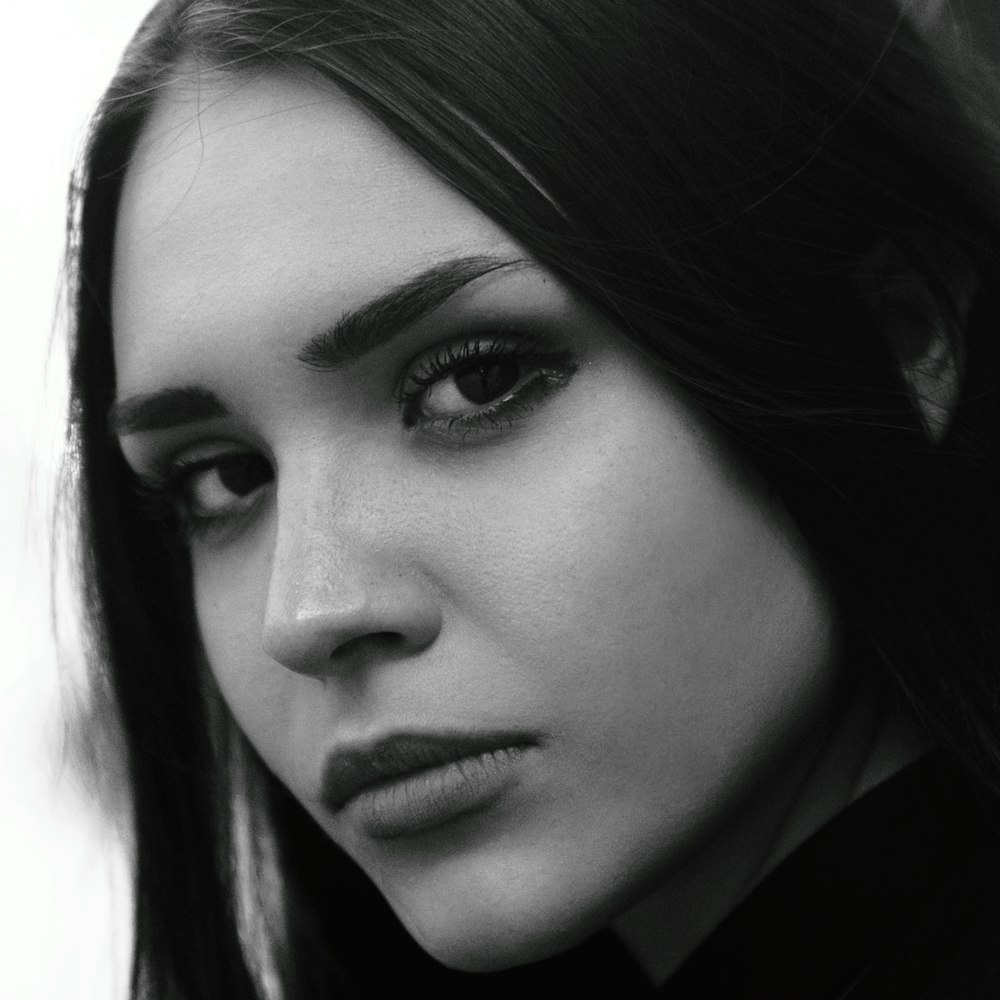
[260,452,441,674]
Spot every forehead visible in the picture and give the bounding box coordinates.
[112,68,515,389]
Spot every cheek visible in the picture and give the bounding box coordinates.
[438,389,841,863]
[433,386,836,726]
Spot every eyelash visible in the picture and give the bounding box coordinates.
[396,333,577,435]
[133,333,578,541]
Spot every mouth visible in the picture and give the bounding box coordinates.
[319,730,536,840]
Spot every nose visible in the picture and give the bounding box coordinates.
[260,508,443,677]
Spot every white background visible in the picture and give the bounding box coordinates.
[0,3,149,997]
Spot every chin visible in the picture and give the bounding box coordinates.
[382,870,611,973]
[402,910,590,973]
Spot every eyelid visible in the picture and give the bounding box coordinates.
[395,329,578,434]
[128,439,273,542]
[397,329,564,392]
[124,434,259,483]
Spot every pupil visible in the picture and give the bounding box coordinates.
[454,360,520,405]
[217,455,271,496]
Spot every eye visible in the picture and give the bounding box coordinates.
[421,357,523,417]
[137,449,274,539]
[185,453,272,517]
[398,335,577,434]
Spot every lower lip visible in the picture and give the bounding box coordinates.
[344,744,531,840]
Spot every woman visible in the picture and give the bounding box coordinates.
[68,0,1000,996]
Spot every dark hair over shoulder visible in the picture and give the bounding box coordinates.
[66,1,1000,997]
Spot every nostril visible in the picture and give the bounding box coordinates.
[331,631,407,662]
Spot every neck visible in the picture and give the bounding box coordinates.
[611,680,931,986]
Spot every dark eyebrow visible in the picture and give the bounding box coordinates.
[296,255,531,371]
[109,385,229,437]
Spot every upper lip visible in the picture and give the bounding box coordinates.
[319,730,535,810]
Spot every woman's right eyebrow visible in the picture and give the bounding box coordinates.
[109,254,533,438]
[108,385,228,437]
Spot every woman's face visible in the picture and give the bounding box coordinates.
[112,70,840,970]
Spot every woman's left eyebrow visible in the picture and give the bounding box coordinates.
[296,254,532,371]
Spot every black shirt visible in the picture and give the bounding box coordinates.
[658,754,1000,999]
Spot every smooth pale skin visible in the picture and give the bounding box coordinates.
[112,69,930,983]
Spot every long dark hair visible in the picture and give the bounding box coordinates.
[67,1,1000,997]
